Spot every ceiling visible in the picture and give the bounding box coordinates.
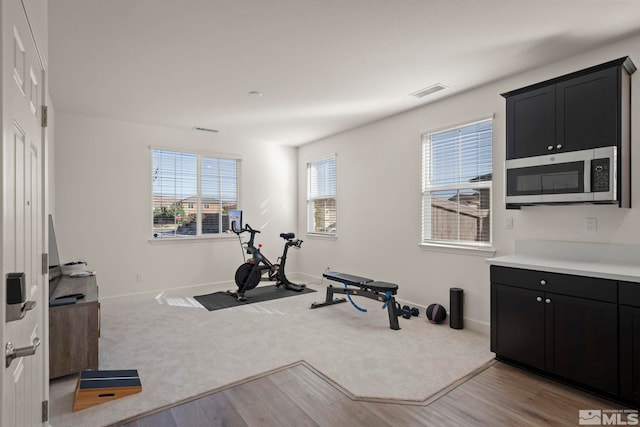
[48,1,640,146]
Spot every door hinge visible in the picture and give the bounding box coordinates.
[42,400,49,422]
[41,105,48,128]
[42,253,48,275]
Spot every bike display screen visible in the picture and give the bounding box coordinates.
[229,210,243,233]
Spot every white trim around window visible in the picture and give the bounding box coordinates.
[306,155,337,236]
[150,147,240,241]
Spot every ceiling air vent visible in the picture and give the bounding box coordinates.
[410,84,447,98]
[193,126,219,133]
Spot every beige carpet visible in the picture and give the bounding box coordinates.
[49,283,493,426]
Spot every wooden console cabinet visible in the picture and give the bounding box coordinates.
[49,275,99,379]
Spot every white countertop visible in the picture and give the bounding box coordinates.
[486,240,640,283]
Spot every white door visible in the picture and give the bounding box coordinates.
[2,0,48,425]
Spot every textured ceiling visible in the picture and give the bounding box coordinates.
[49,0,640,145]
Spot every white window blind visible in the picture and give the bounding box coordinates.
[307,156,337,235]
[152,149,239,238]
[422,119,493,247]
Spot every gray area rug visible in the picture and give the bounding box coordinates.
[49,284,493,427]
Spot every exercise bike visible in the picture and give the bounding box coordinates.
[232,222,306,301]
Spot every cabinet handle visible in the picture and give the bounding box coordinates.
[547,145,554,151]
[536,296,542,302]
[545,298,551,304]
[556,144,563,149]
[540,280,546,286]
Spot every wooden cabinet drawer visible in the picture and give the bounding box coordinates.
[490,265,617,303]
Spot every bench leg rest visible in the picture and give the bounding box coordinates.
[386,296,400,330]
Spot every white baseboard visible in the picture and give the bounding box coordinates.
[99,279,235,306]
[297,272,490,336]
[98,271,491,336]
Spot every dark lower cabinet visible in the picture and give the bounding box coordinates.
[547,293,617,395]
[491,284,544,369]
[620,281,640,404]
[490,265,623,402]
[620,306,640,403]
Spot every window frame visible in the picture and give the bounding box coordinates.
[421,118,493,250]
[306,155,337,237]
[150,147,240,241]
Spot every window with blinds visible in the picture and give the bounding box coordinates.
[152,149,239,238]
[422,119,492,247]
[307,156,337,235]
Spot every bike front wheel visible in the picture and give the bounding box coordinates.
[235,263,261,291]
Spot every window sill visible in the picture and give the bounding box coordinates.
[419,242,495,257]
[148,234,238,244]
[305,233,337,241]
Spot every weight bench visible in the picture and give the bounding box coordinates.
[310,271,400,330]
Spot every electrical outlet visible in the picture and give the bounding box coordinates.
[136,273,144,282]
[504,217,513,229]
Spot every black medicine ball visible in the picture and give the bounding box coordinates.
[426,304,447,324]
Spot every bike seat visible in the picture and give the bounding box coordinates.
[280,232,295,240]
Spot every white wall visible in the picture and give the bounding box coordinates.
[54,32,640,327]
[297,33,640,332]
[54,112,298,299]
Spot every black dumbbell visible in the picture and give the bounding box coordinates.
[401,305,420,319]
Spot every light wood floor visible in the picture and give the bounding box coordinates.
[113,361,631,427]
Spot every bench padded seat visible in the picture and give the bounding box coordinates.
[365,281,398,294]
[323,271,373,285]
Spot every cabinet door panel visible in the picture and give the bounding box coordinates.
[506,86,555,159]
[556,67,618,150]
[49,302,99,378]
[546,293,617,394]
[620,305,640,404]
[491,284,545,369]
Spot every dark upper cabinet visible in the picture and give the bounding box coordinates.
[503,57,635,159]
[506,86,555,159]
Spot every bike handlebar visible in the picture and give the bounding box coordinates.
[244,223,260,234]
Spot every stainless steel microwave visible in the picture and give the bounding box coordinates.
[505,146,620,206]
